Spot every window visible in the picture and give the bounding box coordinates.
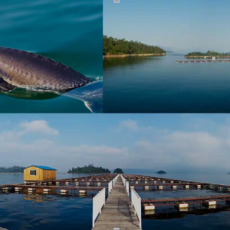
[30,170,36,176]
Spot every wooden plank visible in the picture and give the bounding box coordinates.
[93,176,141,230]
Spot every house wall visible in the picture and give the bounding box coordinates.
[24,166,43,181]
[43,169,56,180]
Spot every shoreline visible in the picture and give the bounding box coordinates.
[103,53,166,58]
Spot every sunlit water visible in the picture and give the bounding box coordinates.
[1,173,230,229]
[104,54,230,113]
[0,0,102,113]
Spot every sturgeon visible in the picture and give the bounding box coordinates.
[0,47,91,93]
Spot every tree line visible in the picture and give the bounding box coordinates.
[186,50,230,56]
[0,166,25,173]
[103,35,166,55]
[67,164,111,174]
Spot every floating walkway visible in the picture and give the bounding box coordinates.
[92,176,141,230]
[176,60,230,63]
[142,194,230,206]
[2,173,230,226]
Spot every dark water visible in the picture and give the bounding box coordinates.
[139,173,230,230]
[0,173,95,230]
[104,54,230,113]
[0,194,92,230]
[1,173,230,230]
[0,0,102,113]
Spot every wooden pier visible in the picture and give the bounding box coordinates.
[92,176,141,230]
[142,194,230,207]
[3,173,230,226]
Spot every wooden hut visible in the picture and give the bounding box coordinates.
[24,165,57,181]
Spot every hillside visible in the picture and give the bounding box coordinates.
[103,35,166,56]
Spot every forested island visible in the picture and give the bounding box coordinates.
[114,168,124,174]
[156,170,167,174]
[0,166,25,173]
[67,164,111,174]
[185,50,230,58]
[103,35,166,57]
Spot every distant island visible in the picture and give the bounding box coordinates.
[114,168,124,174]
[67,164,111,174]
[185,50,230,58]
[156,170,167,174]
[0,166,25,173]
[103,35,166,57]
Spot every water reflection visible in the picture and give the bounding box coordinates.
[0,80,103,113]
[3,88,60,100]
[104,56,163,69]
[23,194,58,203]
[143,205,230,219]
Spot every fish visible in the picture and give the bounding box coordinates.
[0,47,91,93]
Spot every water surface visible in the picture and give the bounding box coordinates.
[1,173,230,230]
[104,54,230,112]
[0,0,102,113]
[0,173,95,230]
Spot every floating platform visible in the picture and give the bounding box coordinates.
[141,194,230,207]
[92,176,141,230]
[176,60,230,63]
[3,173,230,226]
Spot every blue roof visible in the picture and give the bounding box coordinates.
[27,165,57,170]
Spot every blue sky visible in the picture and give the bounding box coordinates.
[104,0,230,54]
[1,114,230,173]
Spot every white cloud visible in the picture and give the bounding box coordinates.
[119,119,138,130]
[135,131,225,171]
[118,119,168,136]
[2,117,230,173]
[66,145,127,155]
[0,130,24,142]
[19,120,59,135]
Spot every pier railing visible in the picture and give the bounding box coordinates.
[113,174,119,184]
[121,175,130,195]
[121,174,126,185]
[131,188,142,229]
[92,188,105,228]
[108,181,113,195]
[126,181,130,195]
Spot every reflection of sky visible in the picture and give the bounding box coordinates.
[138,189,224,199]
[104,0,230,54]
[0,193,92,230]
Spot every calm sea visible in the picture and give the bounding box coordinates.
[104,54,230,113]
[1,173,230,230]
[0,0,103,113]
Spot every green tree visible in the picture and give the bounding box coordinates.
[0,166,25,173]
[114,168,124,174]
[186,51,228,57]
[103,35,166,55]
[67,165,111,174]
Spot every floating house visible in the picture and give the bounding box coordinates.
[24,165,57,181]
